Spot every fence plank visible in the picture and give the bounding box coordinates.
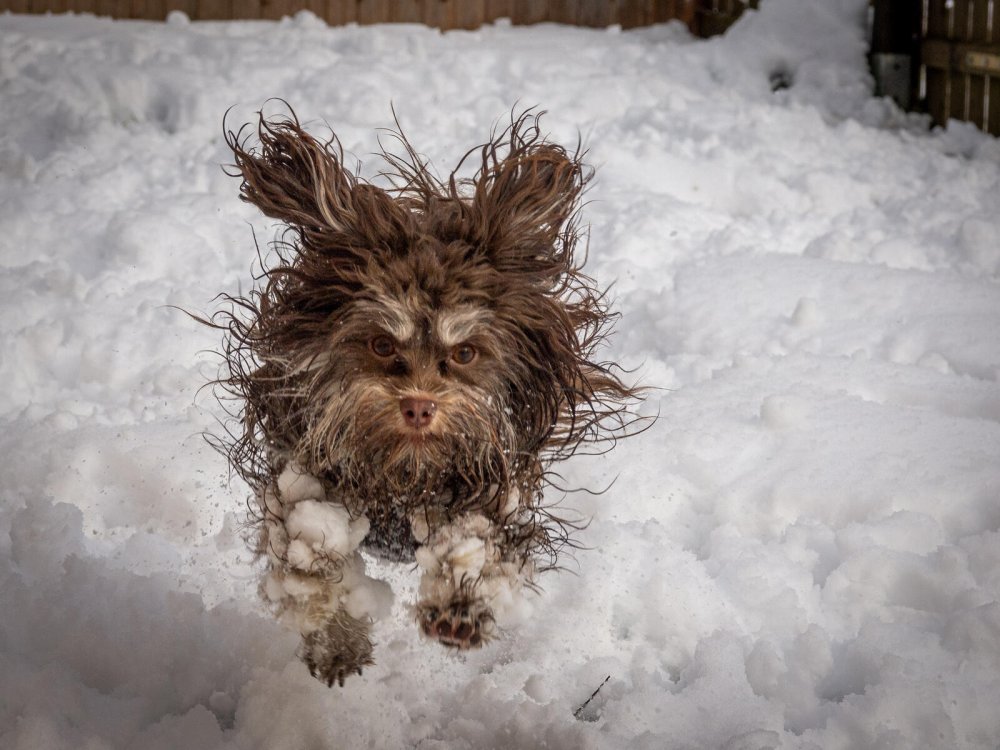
[652,0,691,25]
[452,0,485,28]
[230,0,260,18]
[547,0,578,25]
[948,0,971,122]
[926,0,949,38]
[300,0,323,19]
[323,0,357,24]
[384,0,420,22]
[576,0,614,27]
[176,0,199,14]
[969,0,990,41]
[128,0,145,18]
[422,0,455,28]
[139,0,167,19]
[356,0,388,24]
[484,0,512,22]
[258,0,293,20]
[201,0,233,18]
[926,68,950,127]
[651,0,670,23]
[163,0,197,17]
[966,73,987,128]
[511,0,546,24]
[949,71,970,120]
[619,0,653,29]
[989,77,1000,134]
[952,0,970,39]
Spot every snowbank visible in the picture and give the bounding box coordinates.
[2,3,999,748]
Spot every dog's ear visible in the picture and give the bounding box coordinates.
[470,123,588,272]
[226,111,406,251]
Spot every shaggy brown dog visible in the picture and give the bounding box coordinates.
[212,106,639,687]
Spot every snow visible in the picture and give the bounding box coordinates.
[2,2,1000,748]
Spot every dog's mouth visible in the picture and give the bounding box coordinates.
[400,429,436,445]
[306,388,513,496]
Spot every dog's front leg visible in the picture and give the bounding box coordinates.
[410,503,536,650]
[256,466,391,686]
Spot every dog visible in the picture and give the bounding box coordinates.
[212,106,639,687]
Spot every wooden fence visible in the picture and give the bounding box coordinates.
[920,0,1000,135]
[0,0,754,35]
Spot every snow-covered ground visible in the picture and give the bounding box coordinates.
[3,2,1000,747]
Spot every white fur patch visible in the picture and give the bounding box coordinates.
[355,296,416,342]
[436,306,490,347]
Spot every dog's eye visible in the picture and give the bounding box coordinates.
[370,335,396,358]
[451,344,477,365]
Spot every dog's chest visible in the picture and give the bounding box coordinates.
[361,503,419,562]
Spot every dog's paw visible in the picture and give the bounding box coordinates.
[299,609,374,687]
[417,597,495,650]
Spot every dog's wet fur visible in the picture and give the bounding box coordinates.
[207,106,640,685]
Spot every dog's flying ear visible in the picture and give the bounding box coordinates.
[470,116,588,270]
[226,111,406,251]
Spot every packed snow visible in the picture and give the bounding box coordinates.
[2,1,1000,747]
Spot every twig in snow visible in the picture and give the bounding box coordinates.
[573,675,611,719]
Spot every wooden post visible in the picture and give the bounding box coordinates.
[870,0,921,109]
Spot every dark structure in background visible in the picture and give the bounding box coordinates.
[871,0,920,110]
[3,0,997,136]
[873,0,1000,135]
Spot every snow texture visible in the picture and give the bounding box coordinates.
[2,2,1000,748]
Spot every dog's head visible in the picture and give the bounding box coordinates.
[218,108,637,512]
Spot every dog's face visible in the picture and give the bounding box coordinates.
[220,110,636,510]
[293,253,525,502]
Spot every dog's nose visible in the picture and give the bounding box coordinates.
[400,397,437,429]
